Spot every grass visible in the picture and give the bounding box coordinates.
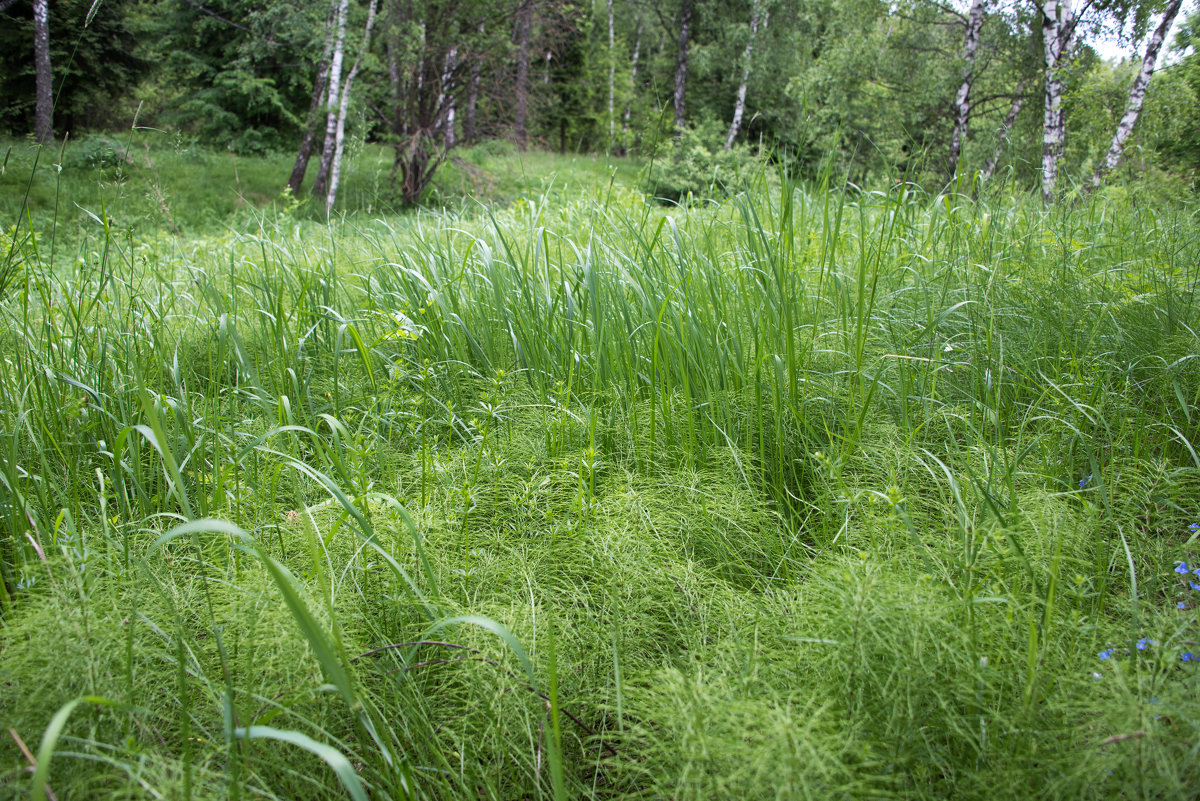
[0,133,1198,800]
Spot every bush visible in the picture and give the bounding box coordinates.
[61,135,130,171]
[641,122,763,203]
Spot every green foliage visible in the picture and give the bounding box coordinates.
[640,123,762,202]
[0,0,148,134]
[132,0,328,153]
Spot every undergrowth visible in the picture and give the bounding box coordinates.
[0,139,1198,800]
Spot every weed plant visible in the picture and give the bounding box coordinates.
[0,138,1198,800]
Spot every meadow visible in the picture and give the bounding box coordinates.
[1,134,1199,800]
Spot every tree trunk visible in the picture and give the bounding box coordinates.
[440,46,458,149]
[32,0,53,144]
[673,0,693,132]
[620,20,641,154]
[725,0,766,151]
[312,0,349,201]
[1090,0,1182,188]
[465,24,483,144]
[607,0,615,150]
[980,86,1023,182]
[326,0,380,216]
[948,0,986,176]
[1040,0,1071,203]
[514,1,532,150]
[288,10,336,193]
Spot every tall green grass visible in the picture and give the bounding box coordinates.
[1,140,1198,799]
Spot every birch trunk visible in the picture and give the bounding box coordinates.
[724,0,766,151]
[32,0,53,144]
[673,0,693,131]
[948,0,986,176]
[325,0,380,216]
[1040,0,1072,203]
[1090,0,1182,188]
[312,0,349,201]
[440,46,459,149]
[607,0,615,149]
[514,1,532,149]
[980,87,1023,182]
[288,10,336,193]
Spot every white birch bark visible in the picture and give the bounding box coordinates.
[607,0,615,149]
[948,0,987,175]
[980,86,1023,182]
[326,0,380,216]
[725,0,767,151]
[312,0,348,200]
[1040,0,1073,203]
[32,0,53,144]
[440,46,459,149]
[1090,0,1182,188]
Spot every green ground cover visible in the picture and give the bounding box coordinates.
[1,138,1199,799]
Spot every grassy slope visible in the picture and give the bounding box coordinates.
[0,137,1199,800]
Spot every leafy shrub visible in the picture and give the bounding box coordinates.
[641,122,763,203]
[62,135,129,171]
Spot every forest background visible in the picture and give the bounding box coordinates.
[4,0,1200,207]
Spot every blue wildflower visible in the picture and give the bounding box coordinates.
[1194,567,1200,577]
[1136,638,1154,650]
[1190,522,1199,530]
[1099,649,1114,660]
[1192,582,1200,592]
[1182,653,1195,662]
[1079,474,1093,488]
[1179,602,1188,610]
[1177,562,1191,574]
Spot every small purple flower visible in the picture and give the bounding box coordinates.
[1190,522,1199,530]
[1136,638,1154,650]
[1079,475,1093,488]
[1099,648,1114,660]
[1178,602,1188,610]
[1193,568,1200,578]
[1182,653,1195,662]
[1192,582,1200,592]
[1177,562,1191,574]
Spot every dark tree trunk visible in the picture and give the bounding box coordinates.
[32,0,53,144]
[514,1,532,150]
[465,24,482,144]
[673,0,693,132]
[287,48,332,193]
[619,20,641,155]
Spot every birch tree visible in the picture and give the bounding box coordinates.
[725,0,768,151]
[948,0,987,175]
[1038,0,1082,202]
[1089,0,1183,187]
[311,0,349,200]
[325,0,380,215]
[32,0,52,143]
